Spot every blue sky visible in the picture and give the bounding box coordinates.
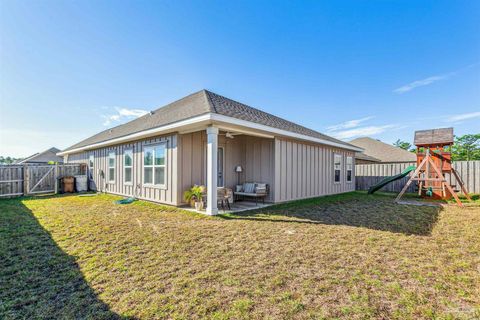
[1,0,479,157]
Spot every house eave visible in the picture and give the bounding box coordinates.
[58,113,363,156]
[210,114,363,152]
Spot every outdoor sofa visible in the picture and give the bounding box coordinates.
[234,182,269,205]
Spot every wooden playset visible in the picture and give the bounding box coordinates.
[395,128,471,206]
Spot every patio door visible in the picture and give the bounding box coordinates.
[217,147,224,187]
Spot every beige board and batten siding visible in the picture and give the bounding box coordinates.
[243,136,275,202]
[67,134,179,205]
[274,137,355,203]
[178,131,275,203]
[66,131,355,206]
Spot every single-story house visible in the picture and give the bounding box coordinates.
[59,90,362,215]
[354,152,382,164]
[16,147,64,165]
[349,137,416,164]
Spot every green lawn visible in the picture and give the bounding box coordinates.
[1,192,479,319]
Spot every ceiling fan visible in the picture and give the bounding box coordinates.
[219,132,240,139]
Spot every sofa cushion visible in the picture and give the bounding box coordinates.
[256,183,266,190]
[255,188,266,194]
[255,183,266,193]
[243,183,255,193]
[235,184,243,192]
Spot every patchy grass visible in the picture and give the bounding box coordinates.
[1,192,479,319]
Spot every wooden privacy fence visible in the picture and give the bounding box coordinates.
[355,161,480,194]
[0,164,85,198]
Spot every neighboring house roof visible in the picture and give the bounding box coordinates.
[349,137,416,163]
[17,147,63,164]
[414,127,454,146]
[354,152,381,163]
[61,90,361,154]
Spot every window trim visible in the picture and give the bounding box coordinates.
[108,151,116,183]
[143,142,167,189]
[124,149,133,185]
[334,153,342,184]
[346,156,353,183]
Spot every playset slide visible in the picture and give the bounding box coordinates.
[367,165,416,194]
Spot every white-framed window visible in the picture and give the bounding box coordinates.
[124,149,133,184]
[334,154,342,183]
[143,143,166,186]
[346,156,353,182]
[88,154,94,178]
[108,151,115,183]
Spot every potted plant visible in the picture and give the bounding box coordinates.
[183,185,205,210]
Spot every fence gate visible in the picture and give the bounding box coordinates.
[0,164,85,198]
[26,165,57,194]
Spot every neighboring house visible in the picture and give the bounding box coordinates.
[350,137,416,164]
[59,90,362,215]
[16,147,64,165]
[354,152,382,164]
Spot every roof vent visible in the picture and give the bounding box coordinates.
[149,111,154,115]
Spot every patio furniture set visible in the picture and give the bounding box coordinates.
[203,182,269,211]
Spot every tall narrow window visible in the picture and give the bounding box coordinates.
[124,149,133,184]
[346,156,353,182]
[108,151,115,183]
[334,154,342,183]
[88,154,94,178]
[144,143,166,186]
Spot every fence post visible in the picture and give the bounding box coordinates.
[54,163,59,194]
[23,165,29,196]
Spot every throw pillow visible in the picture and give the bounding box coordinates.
[243,183,255,193]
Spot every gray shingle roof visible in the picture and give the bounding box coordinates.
[205,91,357,148]
[349,137,417,163]
[63,90,357,152]
[64,90,211,151]
[17,147,63,164]
[354,152,381,163]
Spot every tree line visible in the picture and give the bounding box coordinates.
[0,156,24,165]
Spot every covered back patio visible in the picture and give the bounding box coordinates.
[178,126,275,214]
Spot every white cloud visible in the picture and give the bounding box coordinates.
[103,107,149,126]
[393,74,452,94]
[445,111,480,122]
[393,63,480,94]
[326,116,374,131]
[326,116,398,140]
[330,125,397,140]
[117,108,149,117]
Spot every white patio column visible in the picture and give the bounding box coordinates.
[206,126,219,215]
